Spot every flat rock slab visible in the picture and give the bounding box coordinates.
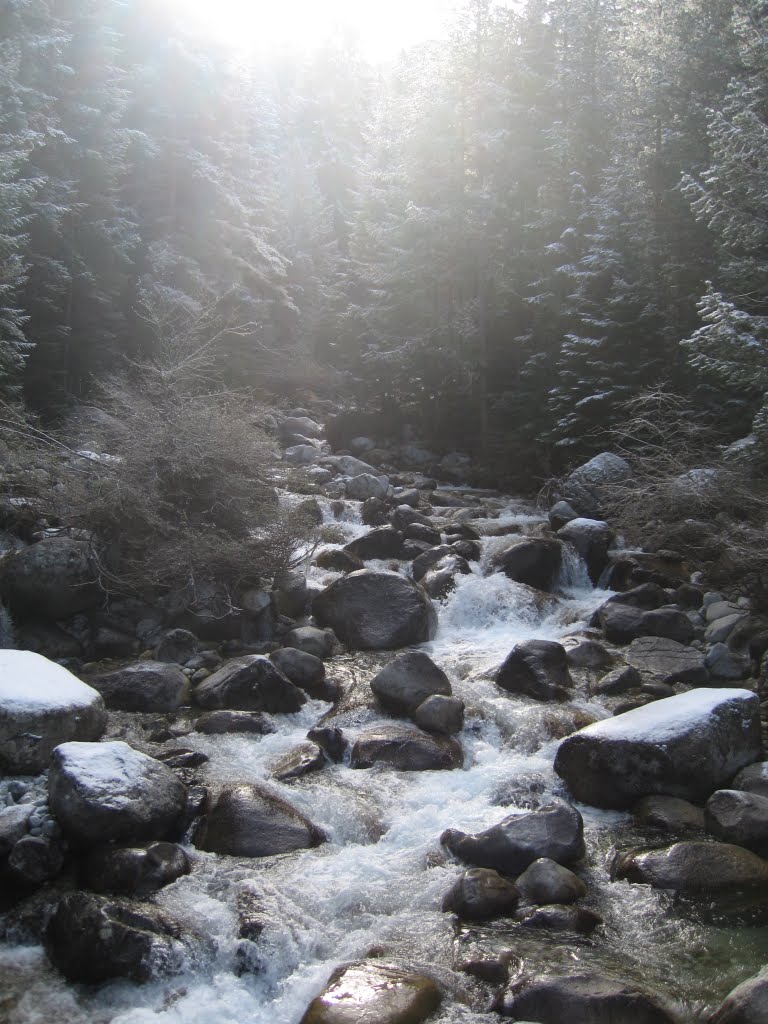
[0,651,106,773]
[554,688,761,809]
[88,661,190,713]
[313,570,437,650]
[623,637,708,685]
[49,741,187,844]
[614,841,768,891]
[351,725,463,771]
[500,972,681,1023]
[300,962,441,1024]
[194,782,325,857]
[193,655,306,712]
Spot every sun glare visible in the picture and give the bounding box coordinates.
[168,0,459,61]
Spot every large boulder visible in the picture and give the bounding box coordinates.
[0,537,99,620]
[623,637,709,686]
[88,661,190,713]
[44,892,185,983]
[613,841,768,891]
[194,782,325,857]
[492,538,563,593]
[312,570,437,650]
[495,640,574,703]
[83,841,191,896]
[515,857,587,905]
[559,451,632,517]
[269,648,327,699]
[299,962,441,1024]
[351,725,463,771]
[554,688,761,809]
[193,655,306,712]
[441,801,585,874]
[0,651,106,774]
[705,789,768,855]
[711,968,768,1024]
[499,972,680,1023]
[442,867,519,921]
[344,473,390,502]
[369,651,452,716]
[344,527,408,561]
[49,741,187,844]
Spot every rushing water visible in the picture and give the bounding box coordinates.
[1,497,765,1023]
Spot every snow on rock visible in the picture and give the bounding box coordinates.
[0,651,106,774]
[558,451,632,517]
[554,688,761,809]
[48,740,187,844]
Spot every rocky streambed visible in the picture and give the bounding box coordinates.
[1,414,768,1023]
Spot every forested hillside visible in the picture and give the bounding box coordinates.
[1,0,766,477]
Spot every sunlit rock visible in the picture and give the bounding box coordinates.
[299,961,442,1024]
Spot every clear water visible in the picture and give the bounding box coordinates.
[1,495,764,1023]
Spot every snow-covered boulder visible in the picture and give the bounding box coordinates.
[0,651,106,774]
[0,537,100,620]
[559,451,632,517]
[554,688,761,809]
[48,741,187,844]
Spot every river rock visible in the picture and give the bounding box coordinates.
[315,549,365,574]
[83,841,191,895]
[412,545,453,581]
[554,688,761,809]
[193,655,306,712]
[732,761,768,799]
[614,841,768,891]
[300,961,441,1024]
[194,710,276,735]
[369,650,452,716]
[324,454,379,477]
[0,536,99,620]
[557,518,613,584]
[596,605,695,646]
[194,782,325,857]
[549,500,578,531]
[495,640,573,703]
[623,637,708,685]
[492,538,563,593]
[284,444,323,465]
[592,664,642,696]
[344,527,408,561]
[558,451,632,516]
[281,415,323,439]
[565,638,614,670]
[441,801,585,874]
[44,892,184,983]
[154,628,199,664]
[413,694,465,735]
[344,473,390,502]
[515,857,587,905]
[284,626,337,659]
[312,570,437,650]
[270,648,327,698]
[271,741,327,782]
[705,789,768,855]
[500,972,680,1023]
[711,967,768,1024]
[442,868,520,920]
[405,522,441,546]
[351,725,463,771]
[706,642,749,681]
[88,661,190,713]
[0,651,106,774]
[633,796,705,832]
[49,741,187,844]
[7,835,65,884]
[0,804,33,855]
[517,904,602,934]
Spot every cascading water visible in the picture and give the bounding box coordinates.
[1,491,766,1024]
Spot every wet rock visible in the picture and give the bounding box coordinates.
[194,710,276,735]
[557,518,613,584]
[315,549,365,573]
[155,747,209,770]
[351,725,463,771]
[705,789,768,855]
[515,857,586,905]
[89,661,191,713]
[633,796,705,832]
[421,554,472,599]
[554,688,760,809]
[596,603,647,644]
[299,961,441,1024]
[391,504,433,532]
[549,500,578,531]
[492,538,562,593]
[344,526,408,561]
[517,904,602,934]
[614,841,768,891]
[732,761,768,799]
[82,841,191,895]
[306,726,348,763]
[49,741,187,844]
[495,640,573,703]
[0,651,106,774]
[558,451,633,517]
[272,741,327,782]
[592,664,642,696]
[0,537,99,620]
[499,971,679,1023]
[565,638,614,670]
[411,545,453,581]
[643,607,695,645]
[413,694,465,735]
[361,497,389,526]
[44,891,185,983]
[641,681,675,699]
[710,967,768,1024]
[369,650,452,716]
[623,636,708,686]
[313,570,437,650]
[284,626,337,659]
[154,628,199,665]
[194,782,325,857]
[442,868,519,921]
[441,801,585,874]
[193,655,306,712]
[451,539,481,561]
[7,835,65,884]
[602,583,668,611]
[270,647,327,698]
[405,522,441,546]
